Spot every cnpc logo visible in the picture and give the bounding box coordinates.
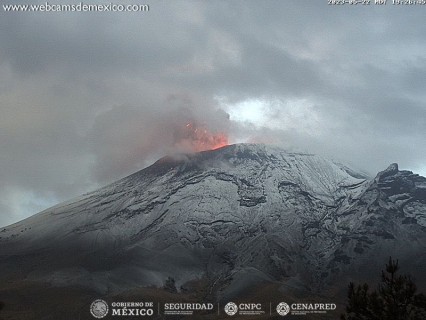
[224,302,238,316]
[224,302,263,316]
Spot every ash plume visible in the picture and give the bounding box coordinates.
[89,94,232,184]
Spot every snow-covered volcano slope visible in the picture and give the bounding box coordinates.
[1,143,426,299]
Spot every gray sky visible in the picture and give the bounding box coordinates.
[1,1,425,227]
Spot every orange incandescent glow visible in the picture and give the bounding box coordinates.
[183,122,229,151]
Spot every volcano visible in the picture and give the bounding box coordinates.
[1,143,426,319]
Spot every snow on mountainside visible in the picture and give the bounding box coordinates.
[0,144,364,243]
[1,143,426,305]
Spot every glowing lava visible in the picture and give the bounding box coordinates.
[182,122,229,152]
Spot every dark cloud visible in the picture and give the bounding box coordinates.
[1,1,425,226]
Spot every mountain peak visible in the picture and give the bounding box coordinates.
[384,162,399,174]
[2,144,426,317]
[375,162,399,181]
